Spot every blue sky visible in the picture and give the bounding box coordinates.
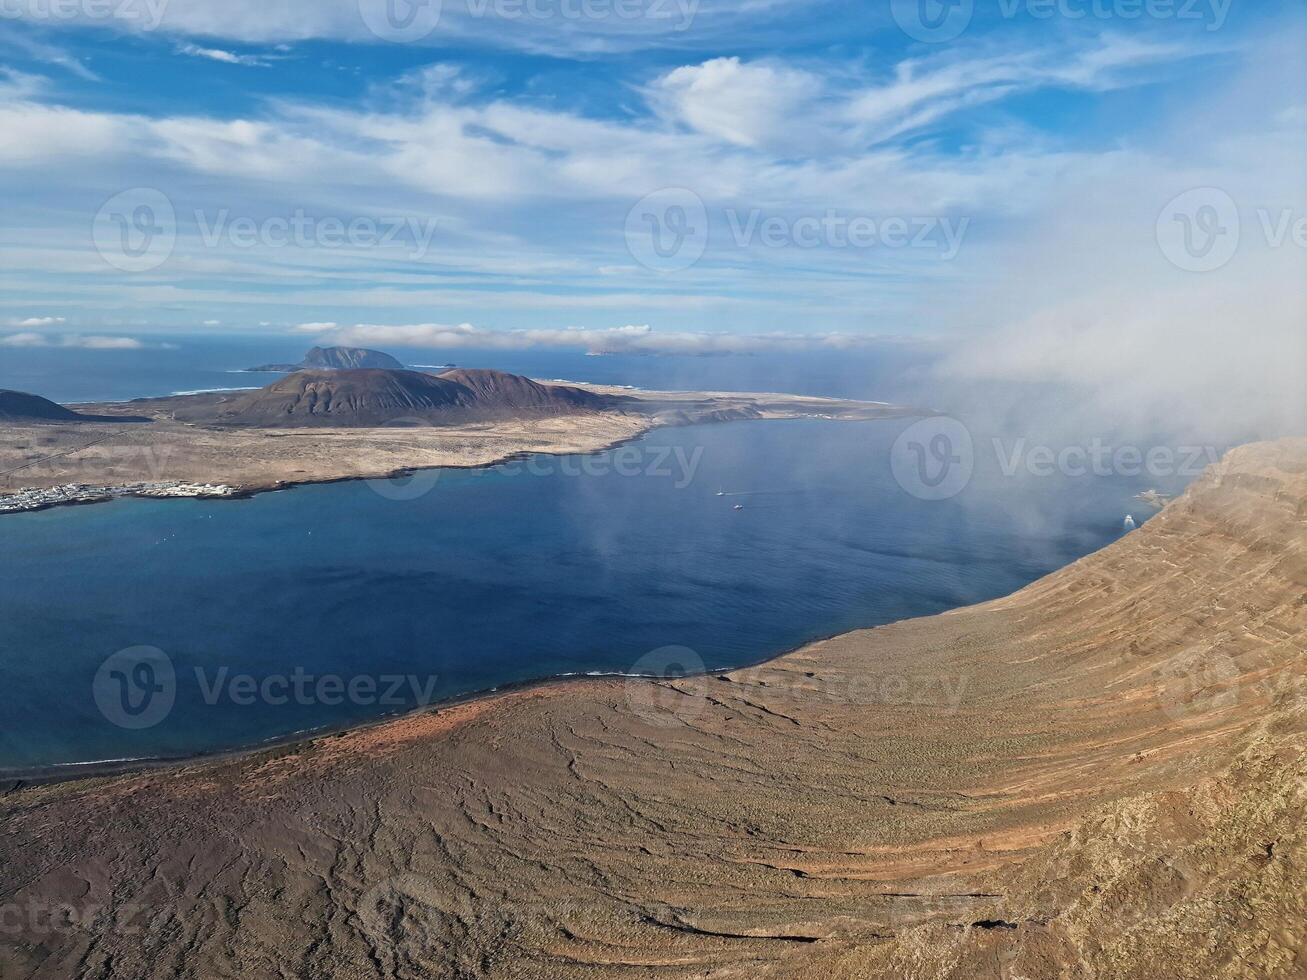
[0,0,1301,359]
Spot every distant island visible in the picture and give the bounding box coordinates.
[0,351,911,513]
[175,367,610,428]
[245,345,406,373]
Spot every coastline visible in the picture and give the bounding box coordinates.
[0,383,914,516]
[0,616,868,788]
[5,440,1303,979]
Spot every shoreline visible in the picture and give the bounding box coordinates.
[5,441,1303,978]
[0,579,879,789]
[0,409,911,518]
[0,412,915,786]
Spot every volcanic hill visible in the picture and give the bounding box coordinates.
[188,367,611,427]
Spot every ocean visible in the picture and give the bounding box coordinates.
[0,336,1194,772]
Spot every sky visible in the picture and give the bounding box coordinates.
[0,0,1302,377]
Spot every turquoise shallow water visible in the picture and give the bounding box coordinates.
[0,418,1150,772]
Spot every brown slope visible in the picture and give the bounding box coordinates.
[434,367,608,412]
[0,389,84,421]
[185,368,608,427]
[1,441,1304,979]
[0,389,147,424]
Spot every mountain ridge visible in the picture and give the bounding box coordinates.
[246,346,406,373]
[192,367,610,427]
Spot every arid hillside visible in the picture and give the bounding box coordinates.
[1,440,1304,979]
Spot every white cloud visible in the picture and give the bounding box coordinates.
[9,316,65,328]
[0,20,1292,354]
[0,103,130,165]
[0,0,806,56]
[0,332,46,347]
[648,57,824,149]
[0,34,97,81]
[936,40,1307,446]
[0,333,145,349]
[176,44,271,67]
[299,320,915,355]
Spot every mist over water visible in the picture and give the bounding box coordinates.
[0,338,1215,770]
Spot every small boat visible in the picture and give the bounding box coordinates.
[716,490,726,497]
[1123,514,1137,531]
[733,504,745,511]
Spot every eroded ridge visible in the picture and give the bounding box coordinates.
[2,440,1304,979]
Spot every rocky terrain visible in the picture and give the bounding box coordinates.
[1,439,1303,979]
[170,368,610,427]
[0,377,899,505]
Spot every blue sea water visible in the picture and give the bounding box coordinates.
[0,337,1189,772]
